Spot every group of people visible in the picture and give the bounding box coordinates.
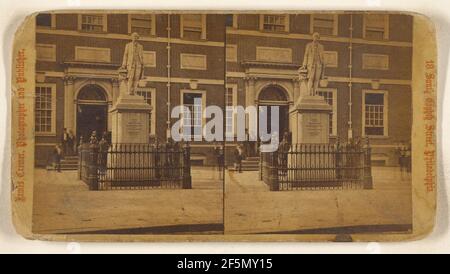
[397,143,412,174]
[51,128,75,172]
[233,132,291,173]
[51,129,110,172]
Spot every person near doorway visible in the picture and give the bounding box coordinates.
[90,131,99,144]
[279,133,291,176]
[98,136,109,174]
[67,130,75,156]
[77,135,84,155]
[234,144,243,173]
[61,128,69,155]
[244,129,254,158]
[53,144,62,172]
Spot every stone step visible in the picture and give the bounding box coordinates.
[47,166,78,171]
[242,160,259,165]
[241,163,259,168]
[245,156,260,161]
[61,159,78,164]
[64,155,79,158]
[242,159,259,162]
[228,167,260,172]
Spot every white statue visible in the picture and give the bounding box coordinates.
[301,32,325,96]
[119,32,144,95]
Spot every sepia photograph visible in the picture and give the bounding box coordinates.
[9,10,436,242]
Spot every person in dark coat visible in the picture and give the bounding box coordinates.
[89,131,98,144]
[67,130,75,155]
[61,128,69,155]
[214,142,224,179]
[98,136,109,173]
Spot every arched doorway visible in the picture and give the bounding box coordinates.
[258,85,290,142]
[76,84,108,142]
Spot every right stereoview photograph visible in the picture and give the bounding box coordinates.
[224,13,413,235]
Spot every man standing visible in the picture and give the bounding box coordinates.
[120,32,145,95]
[234,144,243,173]
[53,144,62,172]
[301,32,325,96]
[61,128,69,155]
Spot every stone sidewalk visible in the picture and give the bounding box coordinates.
[32,167,223,234]
[32,165,412,235]
[225,167,412,234]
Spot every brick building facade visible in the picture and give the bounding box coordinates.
[225,13,412,166]
[35,13,225,166]
[34,12,412,167]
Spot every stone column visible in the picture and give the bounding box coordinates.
[107,101,113,132]
[246,76,256,108]
[64,76,75,132]
[245,76,257,137]
[111,78,120,105]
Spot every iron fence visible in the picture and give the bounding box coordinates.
[260,138,373,191]
[79,142,192,190]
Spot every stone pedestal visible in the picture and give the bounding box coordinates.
[110,94,152,144]
[289,95,332,144]
[108,94,152,183]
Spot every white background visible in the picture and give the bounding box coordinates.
[0,0,448,254]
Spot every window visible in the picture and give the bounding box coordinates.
[225,14,238,28]
[136,88,156,135]
[311,14,338,36]
[79,14,107,32]
[260,14,289,32]
[182,92,205,140]
[225,85,237,138]
[363,91,388,136]
[225,15,234,27]
[364,14,389,40]
[317,89,337,136]
[129,14,155,36]
[181,14,206,40]
[35,84,56,135]
[36,13,54,28]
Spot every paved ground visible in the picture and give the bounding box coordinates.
[33,165,412,235]
[32,167,223,234]
[225,167,412,234]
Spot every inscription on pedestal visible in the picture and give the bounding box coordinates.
[126,118,143,135]
[305,114,322,138]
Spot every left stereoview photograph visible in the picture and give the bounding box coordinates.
[16,12,226,236]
